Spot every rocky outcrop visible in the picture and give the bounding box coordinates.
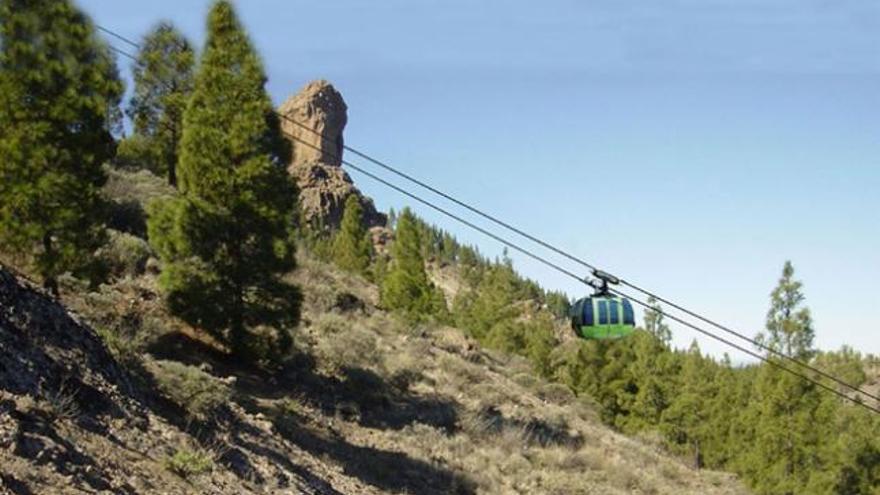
[279,80,386,231]
[369,226,394,255]
[280,80,347,168]
[288,162,385,230]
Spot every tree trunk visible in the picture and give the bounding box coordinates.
[168,127,178,188]
[168,160,177,188]
[229,236,244,355]
[41,233,58,296]
[693,439,703,470]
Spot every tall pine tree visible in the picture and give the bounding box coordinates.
[380,208,445,321]
[125,21,195,186]
[744,361,823,494]
[331,194,372,275]
[0,0,123,293]
[148,0,300,360]
[758,260,815,359]
[742,261,822,494]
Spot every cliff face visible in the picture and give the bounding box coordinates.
[279,80,386,231]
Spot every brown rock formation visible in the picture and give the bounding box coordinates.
[279,80,385,230]
[279,80,347,167]
[369,225,394,255]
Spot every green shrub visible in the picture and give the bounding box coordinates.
[94,320,154,368]
[315,319,379,372]
[107,199,148,238]
[148,359,231,419]
[103,166,176,237]
[240,324,293,369]
[114,134,161,172]
[97,229,152,279]
[65,276,169,368]
[163,447,213,478]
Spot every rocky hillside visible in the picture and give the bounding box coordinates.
[0,241,748,494]
[0,266,383,494]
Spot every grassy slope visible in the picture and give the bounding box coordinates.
[2,168,750,494]
[53,251,749,494]
[283,254,749,494]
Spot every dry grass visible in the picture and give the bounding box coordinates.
[61,275,174,368]
[283,252,750,495]
[42,378,81,423]
[42,238,747,494]
[146,359,232,420]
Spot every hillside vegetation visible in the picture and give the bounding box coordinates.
[1,1,878,494]
[0,225,746,494]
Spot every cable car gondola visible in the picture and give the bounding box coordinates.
[570,270,635,340]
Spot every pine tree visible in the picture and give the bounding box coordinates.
[440,231,458,263]
[643,295,672,346]
[331,195,372,275]
[742,261,822,494]
[370,251,389,285]
[661,341,713,468]
[597,341,639,425]
[485,313,558,377]
[457,244,484,286]
[453,255,520,341]
[380,208,445,320]
[552,340,601,394]
[703,354,751,468]
[544,290,571,319]
[125,21,195,186]
[623,330,677,432]
[148,0,300,360]
[0,0,123,294]
[825,404,880,494]
[758,261,814,359]
[387,208,397,228]
[744,360,823,494]
[813,346,868,388]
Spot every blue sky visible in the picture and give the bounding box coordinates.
[81,0,880,359]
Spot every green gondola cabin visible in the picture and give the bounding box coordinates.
[570,295,635,339]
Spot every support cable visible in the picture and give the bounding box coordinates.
[97,25,140,49]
